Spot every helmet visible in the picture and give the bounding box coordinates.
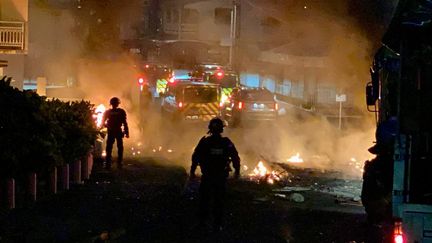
[110,97,120,106]
[208,117,225,134]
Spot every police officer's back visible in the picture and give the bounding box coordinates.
[102,97,129,169]
[190,117,240,230]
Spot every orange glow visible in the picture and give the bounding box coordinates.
[249,161,283,184]
[178,102,183,108]
[394,235,403,243]
[394,220,404,243]
[138,77,144,84]
[95,104,106,128]
[287,153,304,163]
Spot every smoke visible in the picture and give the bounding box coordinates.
[30,1,388,177]
[225,110,375,179]
[225,0,384,177]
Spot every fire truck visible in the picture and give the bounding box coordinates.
[365,1,432,242]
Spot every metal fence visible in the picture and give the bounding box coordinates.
[0,21,25,50]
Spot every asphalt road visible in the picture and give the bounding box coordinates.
[0,157,372,243]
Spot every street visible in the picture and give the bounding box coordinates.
[0,94,376,243]
[2,1,431,242]
[0,157,369,243]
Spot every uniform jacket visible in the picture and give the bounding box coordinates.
[102,108,129,136]
[191,134,240,178]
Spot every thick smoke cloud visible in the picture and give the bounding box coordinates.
[34,1,393,177]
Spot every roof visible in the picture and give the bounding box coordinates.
[263,39,330,57]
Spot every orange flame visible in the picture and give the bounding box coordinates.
[287,153,304,163]
[95,104,106,128]
[249,161,283,184]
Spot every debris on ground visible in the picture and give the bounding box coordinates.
[273,186,312,192]
[290,193,305,203]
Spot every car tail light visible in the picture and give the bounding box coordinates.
[274,103,279,110]
[216,71,224,79]
[238,101,243,110]
[178,102,183,108]
[394,219,404,243]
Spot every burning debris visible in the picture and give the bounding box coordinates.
[130,142,144,156]
[286,153,304,163]
[94,104,106,128]
[247,160,287,184]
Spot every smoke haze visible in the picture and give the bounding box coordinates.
[31,0,391,178]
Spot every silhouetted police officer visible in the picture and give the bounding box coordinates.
[361,116,397,224]
[102,97,129,170]
[190,117,240,231]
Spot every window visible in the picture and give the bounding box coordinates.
[183,9,199,24]
[184,87,218,103]
[214,8,231,25]
[208,74,238,88]
[173,9,179,23]
[241,89,274,101]
[165,9,172,23]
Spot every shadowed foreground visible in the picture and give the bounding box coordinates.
[0,158,369,243]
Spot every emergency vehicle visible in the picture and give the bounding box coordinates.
[189,63,240,105]
[204,69,240,105]
[161,81,221,122]
[364,1,432,242]
[136,63,172,97]
[156,68,198,96]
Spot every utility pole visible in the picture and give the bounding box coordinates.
[178,7,183,40]
[229,0,239,69]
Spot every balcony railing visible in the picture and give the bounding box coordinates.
[164,23,198,38]
[0,21,25,50]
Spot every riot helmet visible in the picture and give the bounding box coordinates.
[110,97,120,107]
[208,117,225,134]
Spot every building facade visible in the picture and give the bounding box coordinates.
[0,0,28,89]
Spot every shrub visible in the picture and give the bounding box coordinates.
[0,77,98,178]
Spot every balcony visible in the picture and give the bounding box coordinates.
[164,23,198,39]
[0,21,25,51]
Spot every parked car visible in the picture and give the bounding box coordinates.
[222,87,278,127]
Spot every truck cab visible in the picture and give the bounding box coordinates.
[365,2,432,242]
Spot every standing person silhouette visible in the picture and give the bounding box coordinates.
[190,117,240,231]
[102,97,129,170]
